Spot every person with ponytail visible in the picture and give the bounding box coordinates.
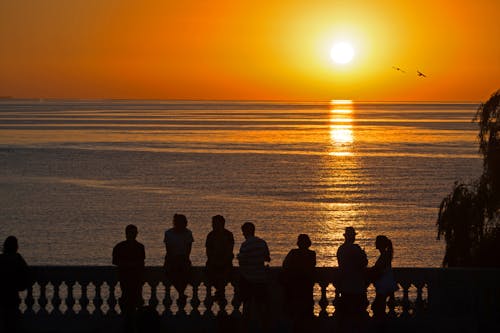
[371,235,398,319]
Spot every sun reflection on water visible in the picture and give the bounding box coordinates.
[329,100,354,157]
[314,100,367,264]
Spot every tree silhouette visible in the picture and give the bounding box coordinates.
[475,91,500,216]
[437,90,500,267]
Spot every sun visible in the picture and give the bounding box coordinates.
[330,42,354,64]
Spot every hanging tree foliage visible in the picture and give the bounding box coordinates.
[437,90,500,267]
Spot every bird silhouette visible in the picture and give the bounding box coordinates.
[417,70,427,78]
[392,66,406,73]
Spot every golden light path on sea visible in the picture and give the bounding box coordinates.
[315,100,367,271]
[329,100,354,157]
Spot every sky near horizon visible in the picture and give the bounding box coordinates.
[0,0,499,101]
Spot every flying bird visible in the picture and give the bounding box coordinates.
[392,66,406,73]
[417,70,427,78]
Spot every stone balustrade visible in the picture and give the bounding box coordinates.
[14,266,500,332]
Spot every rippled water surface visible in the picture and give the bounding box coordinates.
[0,100,482,267]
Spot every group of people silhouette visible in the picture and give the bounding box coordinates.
[111,214,398,333]
[0,214,397,333]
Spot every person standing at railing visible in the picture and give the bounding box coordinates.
[369,235,398,332]
[237,222,271,333]
[112,224,145,333]
[0,236,30,333]
[205,215,234,305]
[336,226,369,332]
[164,213,194,306]
[281,234,316,333]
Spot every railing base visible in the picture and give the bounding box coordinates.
[19,315,500,333]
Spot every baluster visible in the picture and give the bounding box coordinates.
[51,280,62,315]
[400,281,411,318]
[162,282,173,316]
[24,283,35,316]
[65,281,76,316]
[218,283,228,316]
[99,282,109,316]
[176,285,188,316]
[415,281,425,315]
[149,281,159,312]
[38,281,48,316]
[139,282,149,309]
[107,281,118,316]
[203,283,215,317]
[80,282,90,315]
[190,282,201,317]
[94,282,103,317]
[318,281,329,318]
[332,289,340,317]
[387,292,397,318]
[231,279,242,318]
[18,290,27,315]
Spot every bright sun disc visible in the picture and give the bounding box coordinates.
[330,42,354,64]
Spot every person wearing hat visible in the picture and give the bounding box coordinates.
[336,227,368,329]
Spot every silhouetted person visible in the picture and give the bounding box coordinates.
[0,236,29,333]
[237,222,270,332]
[282,234,316,333]
[336,227,368,333]
[164,213,193,306]
[112,224,145,333]
[205,215,234,306]
[370,235,398,332]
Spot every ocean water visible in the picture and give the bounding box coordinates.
[0,100,482,267]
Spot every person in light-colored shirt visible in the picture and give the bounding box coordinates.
[237,222,270,331]
[164,214,194,302]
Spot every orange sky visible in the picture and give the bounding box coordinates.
[0,0,499,101]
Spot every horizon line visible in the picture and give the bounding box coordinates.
[0,97,482,104]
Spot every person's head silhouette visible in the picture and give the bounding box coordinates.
[125,224,138,241]
[241,222,255,239]
[173,214,188,231]
[375,235,393,259]
[212,215,225,231]
[3,235,18,254]
[343,227,357,244]
[297,234,312,249]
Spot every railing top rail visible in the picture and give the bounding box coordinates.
[27,265,500,272]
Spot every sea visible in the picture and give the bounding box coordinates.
[0,100,482,268]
